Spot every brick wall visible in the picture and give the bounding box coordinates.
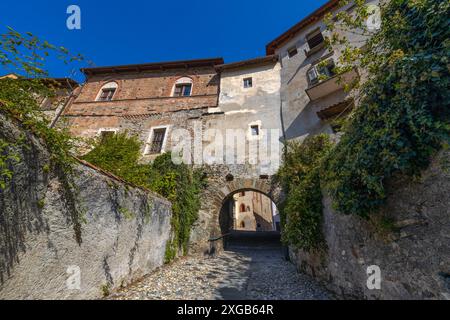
[63,66,220,146]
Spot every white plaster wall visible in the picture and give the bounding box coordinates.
[274,0,379,141]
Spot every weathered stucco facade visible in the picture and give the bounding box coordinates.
[267,0,377,141]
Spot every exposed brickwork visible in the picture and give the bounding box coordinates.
[63,65,221,143]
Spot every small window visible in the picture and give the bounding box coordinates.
[99,130,115,142]
[240,204,246,213]
[307,59,336,86]
[251,125,260,136]
[174,83,192,97]
[241,192,246,197]
[307,68,320,86]
[173,77,193,97]
[288,46,298,58]
[306,30,325,50]
[97,82,118,101]
[240,221,246,228]
[148,128,167,154]
[243,77,253,88]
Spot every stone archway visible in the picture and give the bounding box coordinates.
[189,166,282,255]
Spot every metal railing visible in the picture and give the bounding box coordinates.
[208,233,230,257]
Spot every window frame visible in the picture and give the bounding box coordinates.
[307,58,337,86]
[172,77,193,97]
[97,128,118,139]
[243,77,253,89]
[287,46,298,58]
[306,29,325,51]
[144,125,170,155]
[96,82,118,102]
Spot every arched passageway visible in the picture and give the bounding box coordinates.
[219,189,280,236]
[188,173,283,255]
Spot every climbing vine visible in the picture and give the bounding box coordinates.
[276,134,332,252]
[278,0,449,249]
[83,134,206,262]
[320,0,450,217]
[0,26,83,184]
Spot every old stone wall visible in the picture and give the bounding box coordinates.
[290,151,450,300]
[0,113,172,299]
[189,164,282,255]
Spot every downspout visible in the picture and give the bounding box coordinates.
[50,77,84,128]
[278,53,288,156]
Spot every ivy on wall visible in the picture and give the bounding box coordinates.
[279,0,449,250]
[322,0,450,217]
[276,134,332,252]
[82,135,205,263]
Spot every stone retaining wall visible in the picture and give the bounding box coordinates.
[290,151,450,300]
[0,114,172,299]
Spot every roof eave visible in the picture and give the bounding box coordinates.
[265,0,340,55]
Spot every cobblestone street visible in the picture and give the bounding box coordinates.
[109,246,331,300]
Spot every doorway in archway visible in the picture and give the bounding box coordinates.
[219,190,281,236]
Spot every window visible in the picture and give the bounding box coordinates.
[307,59,336,86]
[240,204,246,213]
[251,125,260,136]
[243,77,253,88]
[145,127,168,155]
[174,83,192,97]
[96,82,118,101]
[240,221,246,228]
[287,46,298,58]
[100,130,115,142]
[240,192,246,197]
[306,30,325,51]
[173,77,193,97]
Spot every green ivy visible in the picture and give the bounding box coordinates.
[276,134,332,252]
[82,134,205,262]
[148,153,205,262]
[321,0,450,217]
[0,138,20,190]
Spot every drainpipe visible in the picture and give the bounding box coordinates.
[50,78,83,128]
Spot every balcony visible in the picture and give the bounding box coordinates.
[305,68,359,101]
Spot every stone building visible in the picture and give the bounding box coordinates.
[232,191,275,232]
[0,73,78,126]
[266,0,378,140]
[62,58,223,161]
[204,56,283,176]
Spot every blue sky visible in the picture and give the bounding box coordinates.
[0,0,328,82]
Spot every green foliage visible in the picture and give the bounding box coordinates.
[321,0,450,217]
[148,153,205,261]
[0,26,82,188]
[82,132,153,188]
[0,138,20,190]
[277,135,332,251]
[82,134,205,261]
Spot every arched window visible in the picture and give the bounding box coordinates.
[240,221,246,228]
[239,204,246,213]
[172,77,193,97]
[96,82,118,101]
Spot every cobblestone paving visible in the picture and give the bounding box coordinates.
[109,247,331,300]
